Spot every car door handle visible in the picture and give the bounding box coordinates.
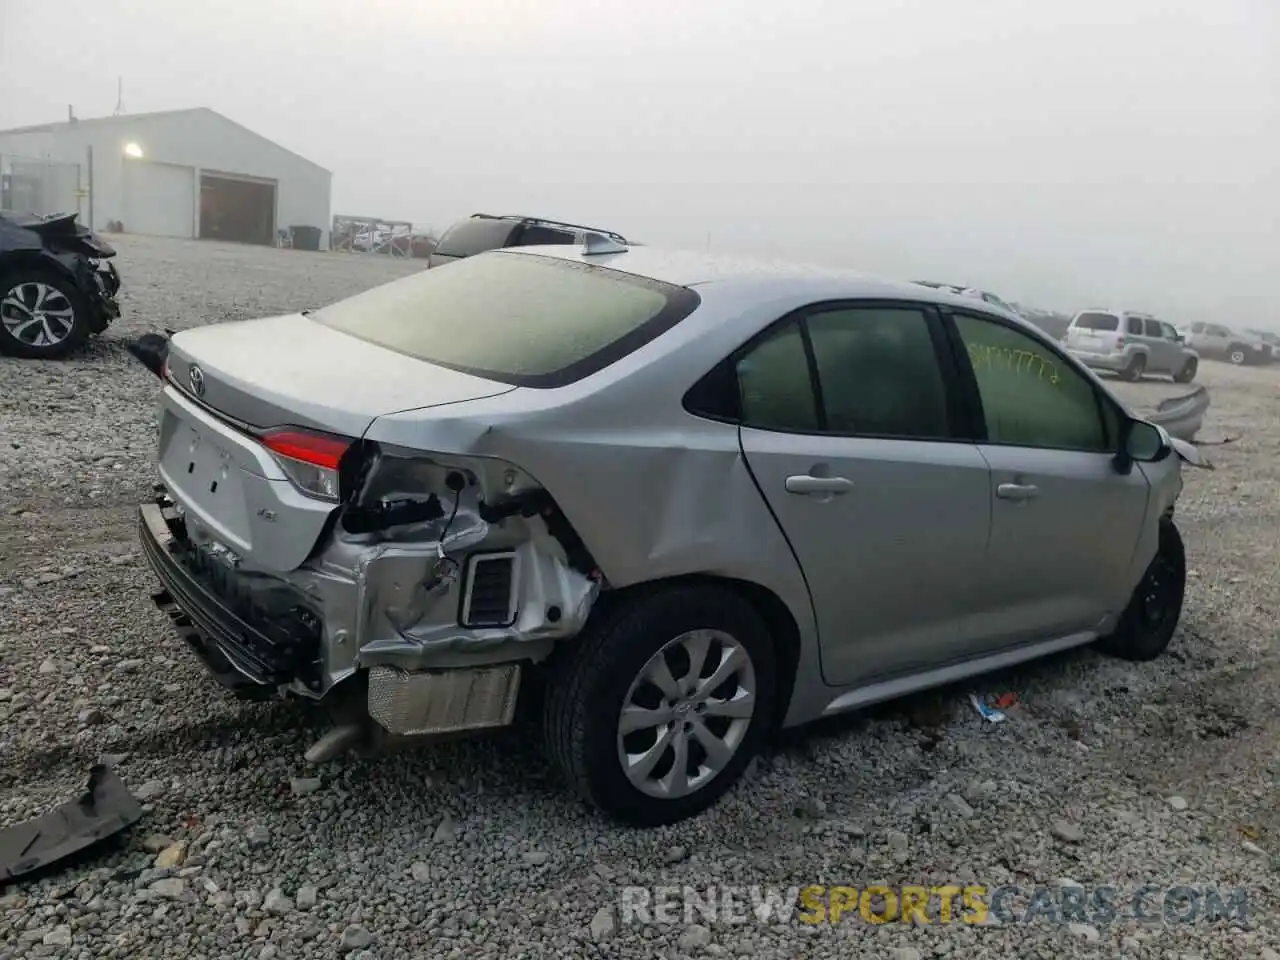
[785,475,854,496]
[996,483,1040,501]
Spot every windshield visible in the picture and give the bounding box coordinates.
[310,251,700,387]
[434,218,519,258]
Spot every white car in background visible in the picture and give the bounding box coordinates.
[913,281,1023,317]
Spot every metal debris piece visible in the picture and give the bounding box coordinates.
[1148,385,1210,442]
[0,765,143,882]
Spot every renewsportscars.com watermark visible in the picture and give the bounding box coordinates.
[618,883,1250,927]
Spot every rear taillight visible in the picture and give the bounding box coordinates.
[261,428,351,502]
[1116,336,1126,347]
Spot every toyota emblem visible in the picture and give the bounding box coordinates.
[188,364,206,397]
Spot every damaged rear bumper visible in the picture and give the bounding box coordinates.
[139,492,320,698]
[138,477,600,735]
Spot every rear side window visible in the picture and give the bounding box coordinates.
[1073,312,1119,331]
[434,218,519,258]
[806,306,951,438]
[310,251,700,388]
[516,225,577,246]
[1126,317,1144,335]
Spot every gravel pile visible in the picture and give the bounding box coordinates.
[1,234,1277,958]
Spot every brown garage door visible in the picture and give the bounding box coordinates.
[199,172,277,246]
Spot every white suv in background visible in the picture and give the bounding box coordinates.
[1064,310,1199,383]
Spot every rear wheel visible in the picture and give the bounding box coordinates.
[1120,353,1146,382]
[0,269,91,360]
[543,585,776,826]
[1227,345,1248,365]
[1173,358,1197,383]
[1098,516,1185,662]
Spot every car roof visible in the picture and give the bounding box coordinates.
[497,244,1023,317]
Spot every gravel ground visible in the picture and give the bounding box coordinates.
[1,234,1278,959]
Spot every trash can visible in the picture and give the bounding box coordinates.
[290,225,322,251]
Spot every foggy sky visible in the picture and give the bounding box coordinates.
[1,0,1275,325]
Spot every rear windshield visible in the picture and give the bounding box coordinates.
[310,251,700,387]
[1073,312,1119,331]
[434,218,520,258]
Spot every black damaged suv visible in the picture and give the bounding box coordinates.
[427,214,632,269]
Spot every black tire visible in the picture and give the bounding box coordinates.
[543,584,777,826]
[1120,353,1146,382]
[0,268,92,360]
[1173,358,1197,383]
[1227,345,1248,366]
[1098,516,1185,662]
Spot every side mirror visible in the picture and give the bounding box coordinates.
[1173,334,1185,343]
[1114,418,1172,474]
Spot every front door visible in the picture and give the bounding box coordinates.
[947,311,1151,646]
[732,302,992,687]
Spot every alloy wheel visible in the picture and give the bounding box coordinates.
[1,281,77,347]
[1140,538,1183,634]
[1229,350,1246,365]
[616,629,756,800]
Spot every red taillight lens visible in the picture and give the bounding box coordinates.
[260,429,351,501]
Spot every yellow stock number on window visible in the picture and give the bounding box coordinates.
[966,343,1060,385]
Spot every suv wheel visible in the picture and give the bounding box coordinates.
[0,269,92,359]
[1121,353,1146,382]
[1173,358,1197,383]
[1227,345,1248,365]
[1098,516,1185,661]
[543,584,776,826]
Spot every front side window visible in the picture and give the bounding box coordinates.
[311,251,699,387]
[1143,318,1163,338]
[953,313,1111,452]
[1159,322,1179,340]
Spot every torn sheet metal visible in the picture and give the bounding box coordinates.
[1149,385,1210,442]
[0,765,143,882]
[1170,436,1214,470]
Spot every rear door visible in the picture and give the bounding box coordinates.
[945,309,1151,646]
[734,301,993,687]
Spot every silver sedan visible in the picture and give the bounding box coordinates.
[132,236,1199,825]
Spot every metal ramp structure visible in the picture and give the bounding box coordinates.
[330,214,415,258]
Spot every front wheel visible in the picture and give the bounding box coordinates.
[1098,516,1186,662]
[0,269,92,359]
[543,585,776,826]
[1173,358,1197,383]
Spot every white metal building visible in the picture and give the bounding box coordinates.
[0,108,331,248]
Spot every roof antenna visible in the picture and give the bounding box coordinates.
[113,77,125,116]
[581,231,628,256]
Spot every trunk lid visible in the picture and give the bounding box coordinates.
[165,312,517,438]
[155,313,516,572]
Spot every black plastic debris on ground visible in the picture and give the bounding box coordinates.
[0,764,143,883]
